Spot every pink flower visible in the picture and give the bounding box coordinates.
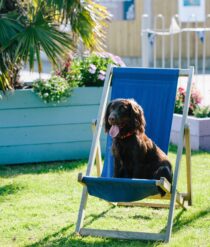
[178,87,185,94]
[191,86,202,104]
[55,71,61,76]
[65,61,70,68]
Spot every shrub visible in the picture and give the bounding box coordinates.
[56,52,126,87]
[193,105,210,118]
[174,84,203,116]
[33,75,72,104]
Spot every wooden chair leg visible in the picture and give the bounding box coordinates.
[95,143,102,176]
[184,124,192,206]
[91,121,102,176]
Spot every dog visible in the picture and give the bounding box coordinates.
[104,98,173,196]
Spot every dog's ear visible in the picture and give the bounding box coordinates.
[129,100,146,133]
[104,101,112,132]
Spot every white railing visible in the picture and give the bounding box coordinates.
[141,15,210,74]
[141,14,210,105]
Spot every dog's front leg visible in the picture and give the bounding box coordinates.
[131,150,146,179]
[132,161,145,179]
[114,159,124,178]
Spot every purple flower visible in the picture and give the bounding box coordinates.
[113,55,126,67]
[89,64,96,74]
[99,70,106,75]
[98,73,105,81]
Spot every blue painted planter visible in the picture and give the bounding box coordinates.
[0,87,107,165]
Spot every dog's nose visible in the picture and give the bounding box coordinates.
[108,115,116,124]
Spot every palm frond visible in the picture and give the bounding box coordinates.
[45,0,110,50]
[4,9,73,72]
[0,16,23,46]
[0,70,12,91]
[0,16,23,90]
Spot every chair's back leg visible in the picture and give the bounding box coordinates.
[184,124,192,206]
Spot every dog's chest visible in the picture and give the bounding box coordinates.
[113,137,140,159]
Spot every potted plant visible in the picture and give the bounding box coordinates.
[0,51,125,165]
[170,85,210,151]
[55,51,126,87]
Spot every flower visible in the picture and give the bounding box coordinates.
[88,64,97,74]
[178,87,185,94]
[99,70,106,75]
[98,74,105,81]
[32,75,72,104]
[55,52,126,87]
[174,84,203,116]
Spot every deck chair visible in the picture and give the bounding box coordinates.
[76,66,194,242]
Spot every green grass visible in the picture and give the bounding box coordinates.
[0,145,210,247]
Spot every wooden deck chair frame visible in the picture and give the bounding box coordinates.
[75,65,194,242]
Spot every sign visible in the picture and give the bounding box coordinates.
[178,0,206,22]
[96,0,135,21]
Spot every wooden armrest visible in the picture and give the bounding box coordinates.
[156,177,171,194]
[78,172,85,185]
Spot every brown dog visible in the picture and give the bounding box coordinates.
[104,98,173,195]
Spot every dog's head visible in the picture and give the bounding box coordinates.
[104,98,146,138]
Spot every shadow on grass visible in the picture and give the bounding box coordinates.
[84,205,151,226]
[25,224,74,247]
[84,205,115,227]
[68,238,158,247]
[27,236,158,247]
[160,206,210,234]
[25,224,157,247]
[24,203,210,247]
[172,206,210,233]
[0,183,24,200]
[0,159,87,178]
[25,205,157,247]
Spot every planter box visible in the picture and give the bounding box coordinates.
[170,113,210,151]
[0,87,107,165]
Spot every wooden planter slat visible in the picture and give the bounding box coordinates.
[0,88,106,165]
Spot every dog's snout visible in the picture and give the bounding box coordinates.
[108,113,117,124]
[108,115,115,122]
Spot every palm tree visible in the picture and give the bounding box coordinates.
[0,0,109,90]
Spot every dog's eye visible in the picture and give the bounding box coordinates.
[119,105,127,112]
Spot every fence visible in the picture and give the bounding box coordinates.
[141,14,210,105]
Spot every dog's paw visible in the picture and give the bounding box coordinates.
[153,166,173,196]
[157,187,166,197]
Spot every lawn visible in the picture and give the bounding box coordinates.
[0,145,210,247]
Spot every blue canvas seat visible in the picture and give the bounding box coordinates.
[76,66,193,242]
